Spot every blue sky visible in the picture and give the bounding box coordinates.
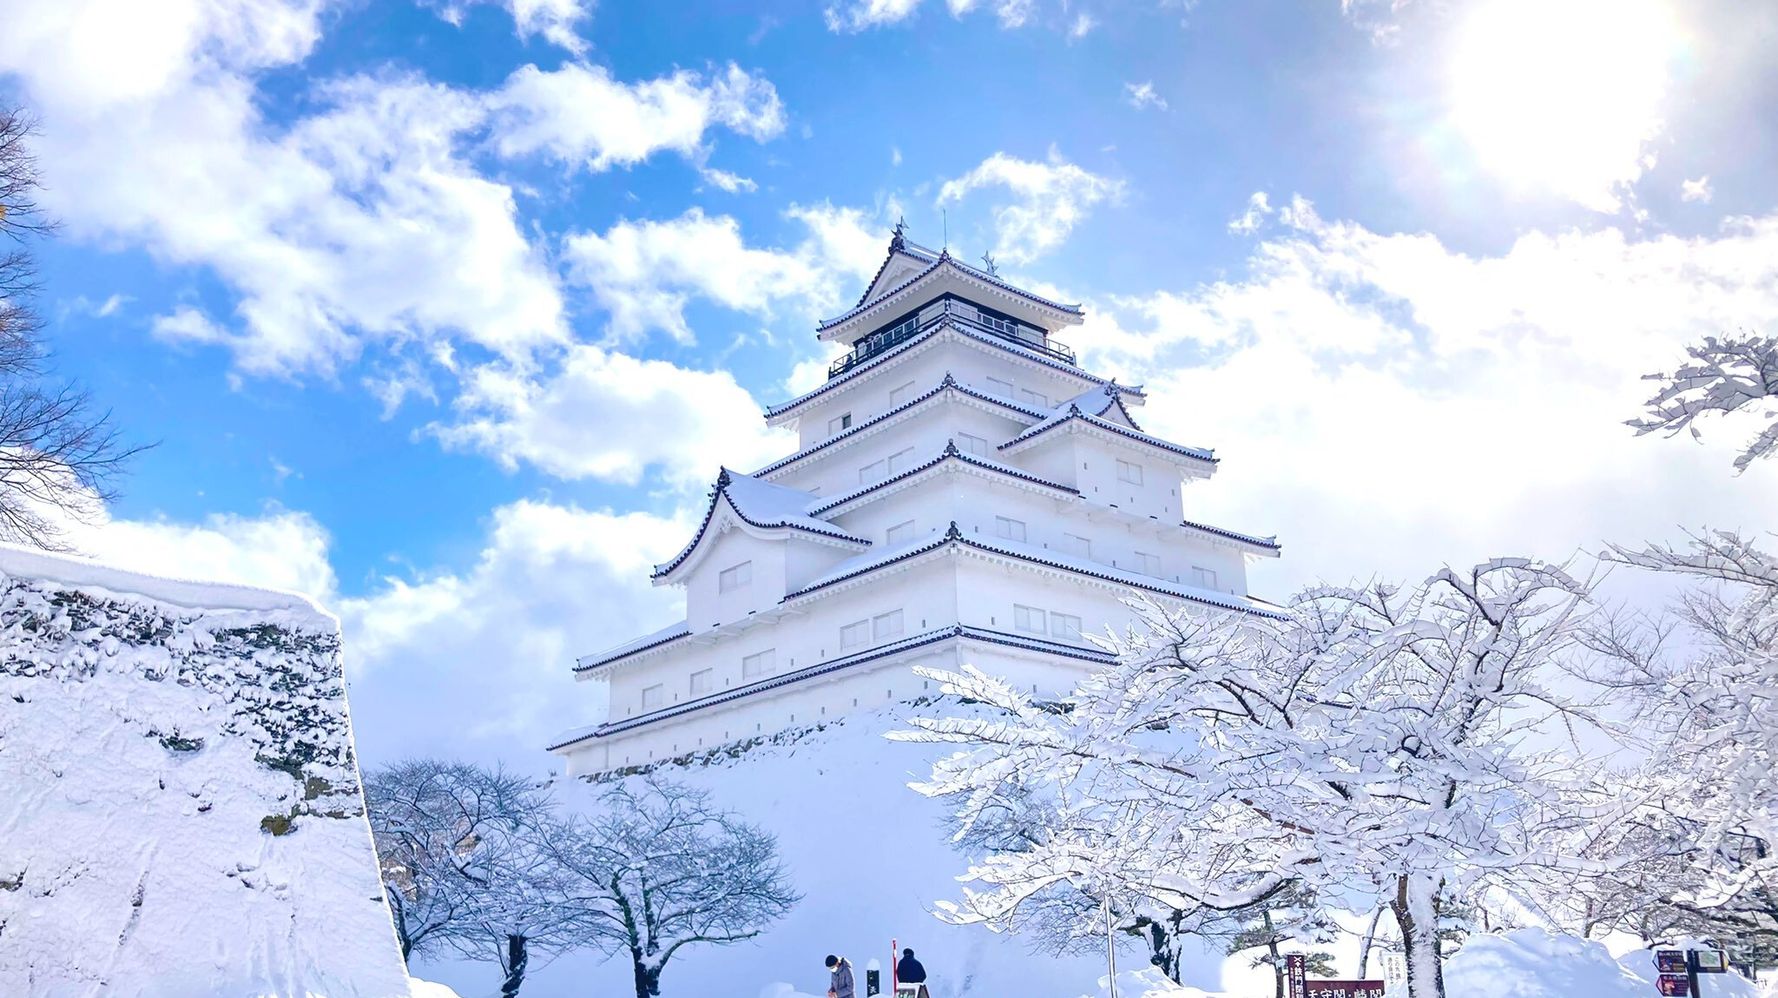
[3,0,1777,770]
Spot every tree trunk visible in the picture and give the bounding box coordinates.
[501,934,528,998]
[1389,874,1445,998]
[1358,906,1384,978]
[632,955,663,998]
[1264,908,1284,998]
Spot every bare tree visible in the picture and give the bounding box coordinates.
[1630,333,1778,471]
[0,107,141,548]
[545,776,800,998]
[365,761,576,998]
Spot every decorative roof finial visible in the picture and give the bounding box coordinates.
[980,251,999,276]
[890,215,907,251]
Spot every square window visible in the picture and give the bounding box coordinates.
[873,610,904,641]
[641,684,664,709]
[718,561,752,593]
[1014,605,1047,634]
[1136,551,1162,576]
[889,381,917,406]
[1062,533,1092,559]
[1192,566,1219,590]
[956,433,990,457]
[1051,613,1083,641]
[986,376,1016,397]
[689,669,714,696]
[1117,459,1144,485]
[742,649,775,679]
[995,516,1027,542]
[887,447,915,474]
[886,520,916,545]
[841,619,870,650]
[1020,388,1049,407]
[828,412,852,434]
[859,459,886,484]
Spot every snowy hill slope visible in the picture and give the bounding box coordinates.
[0,546,413,998]
[421,701,1222,998]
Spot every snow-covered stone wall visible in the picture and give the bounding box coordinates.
[0,547,412,998]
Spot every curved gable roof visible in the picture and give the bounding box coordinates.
[651,469,869,582]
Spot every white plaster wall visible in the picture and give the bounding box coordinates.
[683,527,790,629]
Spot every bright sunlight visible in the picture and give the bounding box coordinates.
[1449,0,1677,212]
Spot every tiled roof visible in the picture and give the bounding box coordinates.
[1180,518,1282,553]
[546,623,1118,750]
[1000,406,1217,465]
[651,468,869,580]
[574,621,693,673]
[819,242,1082,332]
[807,440,1078,516]
[753,373,1046,479]
[763,319,1139,422]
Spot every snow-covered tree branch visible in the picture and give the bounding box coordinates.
[1630,333,1778,471]
[897,561,1637,998]
[543,776,800,998]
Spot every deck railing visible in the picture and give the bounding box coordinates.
[827,301,1077,378]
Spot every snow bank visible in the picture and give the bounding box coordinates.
[1616,944,1761,998]
[0,545,411,997]
[1440,928,1669,998]
[1077,966,1222,998]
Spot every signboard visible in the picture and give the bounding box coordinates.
[1655,950,1688,974]
[1303,981,1386,998]
[1286,955,1307,998]
[1656,975,1690,997]
[1694,949,1728,973]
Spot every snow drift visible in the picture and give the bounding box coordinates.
[0,546,412,997]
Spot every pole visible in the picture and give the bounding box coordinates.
[1687,948,1702,998]
[1104,897,1119,998]
[891,937,898,995]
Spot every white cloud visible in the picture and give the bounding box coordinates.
[430,345,794,489]
[1076,199,1778,592]
[426,0,594,54]
[1227,191,1272,234]
[336,499,688,761]
[1124,81,1167,111]
[70,507,339,602]
[937,147,1123,264]
[824,0,923,31]
[699,167,758,193]
[1681,176,1714,204]
[488,61,784,171]
[559,203,886,344]
[1069,12,1097,38]
[0,0,568,379]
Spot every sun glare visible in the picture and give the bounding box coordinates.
[1448,0,1676,211]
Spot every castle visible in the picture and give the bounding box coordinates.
[549,231,1282,774]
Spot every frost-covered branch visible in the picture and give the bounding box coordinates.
[1630,333,1778,472]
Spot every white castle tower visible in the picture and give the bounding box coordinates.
[550,230,1282,774]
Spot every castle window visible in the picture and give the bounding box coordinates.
[956,433,989,457]
[873,610,904,641]
[978,311,1018,336]
[718,561,753,593]
[859,458,886,484]
[828,412,852,435]
[1062,533,1092,559]
[995,516,1027,542]
[1020,388,1049,407]
[886,447,915,474]
[689,669,714,696]
[641,684,664,710]
[742,649,775,679]
[1117,459,1144,485]
[841,619,870,650]
[1051,612,1083,641]
[889,381,917,406]
[886,520,916,545]
[986,376,1015,397]
[1192,566,1219,590]
[1014,605,1046,634]
[1136,551,1162,576]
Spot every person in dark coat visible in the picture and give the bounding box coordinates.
[896,948,927,985]
[825,954,855,998]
